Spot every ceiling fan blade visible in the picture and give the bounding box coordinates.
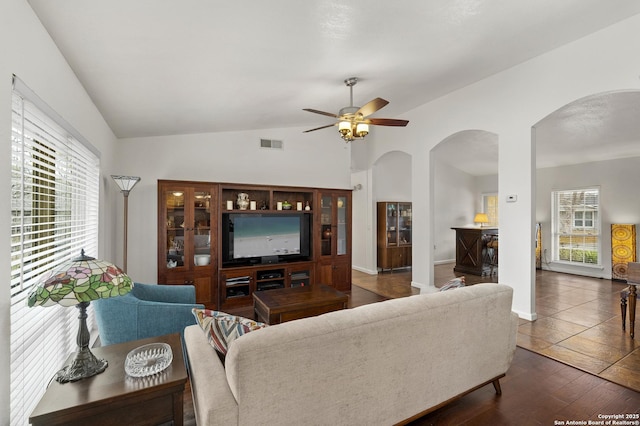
[303,123,336,133]
[303,108,338,118]
[368,118,409,127]
[356,98,389,117]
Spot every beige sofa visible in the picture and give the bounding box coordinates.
[184,283,518,425]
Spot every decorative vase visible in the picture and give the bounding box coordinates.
[237,193,250,210]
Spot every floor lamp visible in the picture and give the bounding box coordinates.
[111,175,141,272]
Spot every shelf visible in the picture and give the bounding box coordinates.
[226,291,250,299]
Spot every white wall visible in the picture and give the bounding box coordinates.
[372,151,412,202]
[0,0,120,421]
[433,165,478,263]
[536,156,640,278]
[115,130,352,283]
[356,13,640,319]
[431,151,640,276]
[351,170,373,273]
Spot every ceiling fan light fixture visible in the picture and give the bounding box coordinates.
[338,120,352,137]
[356,122,369,137]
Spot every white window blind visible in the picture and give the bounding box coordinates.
[551,188,600,265]
[10,78,100,426]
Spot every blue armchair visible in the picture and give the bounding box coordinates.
[93,283,204,346]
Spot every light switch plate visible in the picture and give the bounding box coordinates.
[507,194,517,203]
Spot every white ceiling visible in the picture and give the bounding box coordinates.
[26,0,640,174]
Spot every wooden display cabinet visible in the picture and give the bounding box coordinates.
[157,180,218,306]
[377,202,412,271]
[316,190,352,291]
[158,180,351,310]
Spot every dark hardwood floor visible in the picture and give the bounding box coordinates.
[183,267,640,425]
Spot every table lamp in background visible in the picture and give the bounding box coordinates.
[27,250,132,383]
[474,213,489,227]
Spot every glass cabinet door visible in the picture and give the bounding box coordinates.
[320,195,333,256]
[164,189,186,268]
[398,203,412,245]
[336,195,348,255]
[319,193,349,257]
[386,203,397,246]
[192,189,212,267]
[163,187,212,270]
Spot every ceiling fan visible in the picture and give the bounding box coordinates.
[303,77,409,142]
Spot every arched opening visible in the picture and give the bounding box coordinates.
[534,90,640,279]
[526,90,640,386]
[431,130,499,285]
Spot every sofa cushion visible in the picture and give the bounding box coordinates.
[192,309,268,357]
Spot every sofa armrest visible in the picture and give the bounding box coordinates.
[184,325,239,426]
[132,282,196,304]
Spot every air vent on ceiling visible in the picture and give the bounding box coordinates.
[260,139,283,150]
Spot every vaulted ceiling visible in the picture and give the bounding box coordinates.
[27,0,640,174]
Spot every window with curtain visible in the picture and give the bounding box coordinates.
[551,188,600,265]
[10,77,100,425]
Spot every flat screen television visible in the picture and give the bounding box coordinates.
[221,212,312,266]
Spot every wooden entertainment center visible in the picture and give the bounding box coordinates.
[157,180,352,310]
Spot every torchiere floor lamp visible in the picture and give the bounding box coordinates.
[111,175,141,272]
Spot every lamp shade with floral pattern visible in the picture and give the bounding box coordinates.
[27,250,132,383]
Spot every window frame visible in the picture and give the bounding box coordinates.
[551,187,601,266]
[481,193,499,227]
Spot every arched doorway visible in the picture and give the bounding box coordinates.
[431,130,499,283]
[533,90,640,280]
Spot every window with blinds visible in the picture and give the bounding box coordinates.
[482,193,499,227]
[551,188,600,265]
[10,78,100,425]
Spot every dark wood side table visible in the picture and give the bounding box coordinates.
[29,333,187,426]
[452,227,498,276]
[253,283,348,325]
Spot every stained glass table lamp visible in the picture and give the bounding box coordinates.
[27,250,132,383]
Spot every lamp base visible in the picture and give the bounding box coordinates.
[55,346,108,383]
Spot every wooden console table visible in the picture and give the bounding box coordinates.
[29,333,187,426]
[452,227,498,276]
[253,283,348,325]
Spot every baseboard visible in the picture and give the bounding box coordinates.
[513,309,537,321]
[434,258,455,265]
[411,281,438,293]
[352,265,378,275]
[541,263,609,279]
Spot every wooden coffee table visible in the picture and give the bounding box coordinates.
[29,333,187,426]
[253,284,348,325]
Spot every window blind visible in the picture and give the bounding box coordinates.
[10,78,100,425]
